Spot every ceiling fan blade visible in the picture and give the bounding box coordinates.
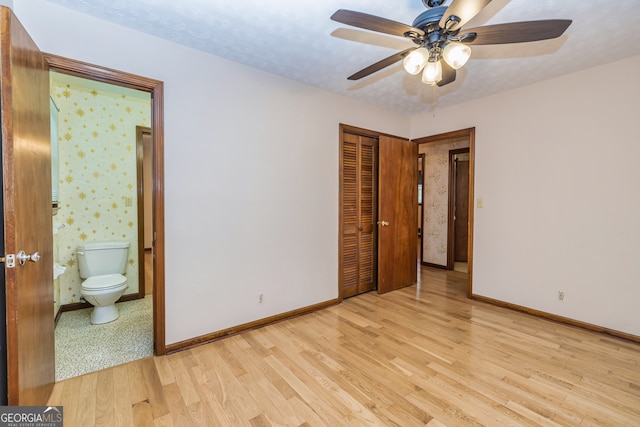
[331,9,424,38]
[439,0,492,31]
[348,48,417,80]
[461,20,572,45]
[437,61,456,87]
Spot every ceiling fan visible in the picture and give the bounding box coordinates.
[331,0,572,86]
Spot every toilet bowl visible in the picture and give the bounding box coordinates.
[81,274,128,324]
[77,241,130,324]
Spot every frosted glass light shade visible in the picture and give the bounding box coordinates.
[443,42,471,69]
[403,48,429,75]
[422,60,442,85]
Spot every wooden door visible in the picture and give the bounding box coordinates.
[378,135,417,294]
[340,132,377,298]
[418,154,425,263]
[454,158,469,262]
[0,7,55,405]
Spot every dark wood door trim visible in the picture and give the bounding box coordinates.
[340,124,410,141]
[136,126,151,299]
[414,127,475,297]
[44,54,167,356]
[418,154,425,264]
[413,128,474,144]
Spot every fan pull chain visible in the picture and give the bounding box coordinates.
[432,83,437,118]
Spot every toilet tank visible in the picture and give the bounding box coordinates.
[77,241,130,278]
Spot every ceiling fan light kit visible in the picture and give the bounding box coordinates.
[331,0,572,88]
[422,60,443,85]
[442,42,471,69]
[403,41,470,85]
[403,48,430,75]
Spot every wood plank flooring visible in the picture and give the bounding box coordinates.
[48,266,640,426]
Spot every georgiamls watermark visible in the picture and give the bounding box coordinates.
[0,406,63,427]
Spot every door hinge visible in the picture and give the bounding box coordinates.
[1,254,16,268]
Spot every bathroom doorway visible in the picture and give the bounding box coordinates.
[47,56,165,379]
[414,127,475,296]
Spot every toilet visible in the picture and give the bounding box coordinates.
[77,241,130,324]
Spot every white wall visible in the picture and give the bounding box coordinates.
[15,0,409,344]
[410,54,640,336]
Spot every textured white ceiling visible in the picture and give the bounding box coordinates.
[44,0,640,115]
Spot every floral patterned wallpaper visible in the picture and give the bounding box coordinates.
[420,137,469,266]
[51,74,151,305]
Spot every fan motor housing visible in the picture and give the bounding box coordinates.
[412,7,446,30]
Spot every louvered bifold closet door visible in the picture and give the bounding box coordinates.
[341,132,377,298]
[358,139,376,293]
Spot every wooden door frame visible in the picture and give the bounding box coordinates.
[413,128,475,297]
[136,126,151,299]
[44,54,166,355]
[418,153,425,264]
[447,147,470,269]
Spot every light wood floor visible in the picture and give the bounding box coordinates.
[48,267,640,426]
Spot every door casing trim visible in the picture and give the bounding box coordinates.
[44,53,167,355]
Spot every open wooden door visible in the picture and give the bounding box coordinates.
[378,135,417,293]
[453,154,469,263]
[0,6,55,404]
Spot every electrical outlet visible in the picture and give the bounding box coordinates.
[558,291,565,301]
[258,293,264,304]
[124,196,133,207]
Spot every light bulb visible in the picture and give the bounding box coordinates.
[403,48,429,75]
[422,60,442,85]
[442,42,471,69]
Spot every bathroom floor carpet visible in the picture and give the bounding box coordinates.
[55,295,153,380]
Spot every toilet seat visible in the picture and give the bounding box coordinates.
[81,274,127,292]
